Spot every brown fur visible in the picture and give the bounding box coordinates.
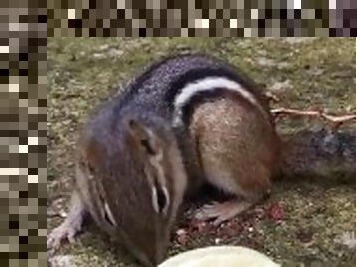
[189,91,280,200]
[48,54,283,265]
[48,116,188,267]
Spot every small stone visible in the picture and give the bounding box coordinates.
[99,44,109,50]
[257,57,275,67]
[270,80,292,93]
[49,255,75,267]
[176,229,187,236]
[176,229,189,245]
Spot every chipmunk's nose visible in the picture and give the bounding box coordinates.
[144,246,165,267]
[136,238,166,267]
[152,242,168,266]
[155,249,166,266]
[141,252,164,267]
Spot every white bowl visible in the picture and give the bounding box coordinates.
[159,246,280,267]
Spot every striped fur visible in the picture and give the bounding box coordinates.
[172,76,267,127]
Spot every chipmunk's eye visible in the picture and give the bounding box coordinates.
[78,158,95,174]
[151,183,170,215]
[79,160,86,169]
[88,163,95,174]
[140,139,156,155]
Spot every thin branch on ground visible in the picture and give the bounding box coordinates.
[271,107,356,128]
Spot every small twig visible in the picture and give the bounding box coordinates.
[271,107,356,129]
[320,113,356,123]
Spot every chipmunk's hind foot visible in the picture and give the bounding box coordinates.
[195,199,253,225]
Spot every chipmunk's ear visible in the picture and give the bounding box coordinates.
[78,133,104,175]
[127,119,162,156]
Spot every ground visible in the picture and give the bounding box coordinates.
[47,38,356,266]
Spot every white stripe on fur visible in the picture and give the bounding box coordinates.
[104,202,117,226]
[172,77,265,126]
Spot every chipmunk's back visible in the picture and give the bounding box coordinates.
[108,54,269,124]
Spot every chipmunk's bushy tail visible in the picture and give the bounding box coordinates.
[276,128,356,181]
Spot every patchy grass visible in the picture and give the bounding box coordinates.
[48,38,355,266]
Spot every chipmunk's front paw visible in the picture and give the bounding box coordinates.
[195,200,252,226]
[47,222,82,250]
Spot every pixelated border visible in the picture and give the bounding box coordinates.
[2,0,356,266]
[1,2,47,267]
[47,0,356,37]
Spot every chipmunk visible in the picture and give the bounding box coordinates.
[47,54,355,266]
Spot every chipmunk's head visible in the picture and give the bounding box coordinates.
[78,111,187,266]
